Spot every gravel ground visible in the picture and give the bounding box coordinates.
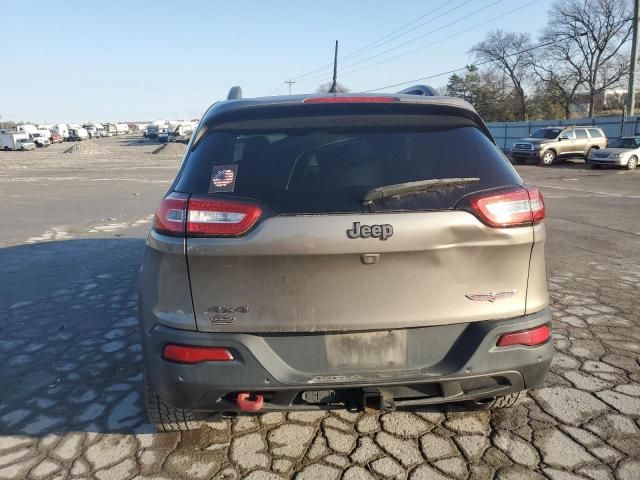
[0,138,638,479]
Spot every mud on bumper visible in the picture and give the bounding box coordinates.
[142,309,553,412]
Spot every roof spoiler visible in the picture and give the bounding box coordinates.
[227,86,242,100]
[396,85,437,96]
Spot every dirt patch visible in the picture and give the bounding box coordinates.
[151,143,187,156]
[62,141,108,155]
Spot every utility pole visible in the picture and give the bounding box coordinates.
[285,79,295,95]
[626,0,639,116]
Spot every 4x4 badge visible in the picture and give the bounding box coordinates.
[347,222,393,241]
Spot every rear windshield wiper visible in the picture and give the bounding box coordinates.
[362,177,480,206]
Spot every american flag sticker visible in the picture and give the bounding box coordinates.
[209,164,238,193]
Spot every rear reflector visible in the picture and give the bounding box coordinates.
[497,324,551,347]
[303,96,398,104]
[187,199,262,236]
[468,186,545,228]
[153,193,188,236]
[163,345,234,364]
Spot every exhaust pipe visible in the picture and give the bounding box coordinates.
[236,392,264,412]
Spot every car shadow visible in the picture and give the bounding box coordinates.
[0,238,479,438]
[0,238,152,437]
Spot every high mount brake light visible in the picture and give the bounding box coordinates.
[303,96,398,104]
[153,195,262,237]
[163,345,234,364]
[467,187,545,228]
[497,324,551,347]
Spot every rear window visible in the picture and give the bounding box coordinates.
[587,128,603,138]
[175,112,521,214]
[575,129,588,139]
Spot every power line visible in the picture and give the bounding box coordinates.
[337,0,453,63]
[294,0,505,86]
[265,84,285,96]
[291,0,465,82]
[311,0,539,87]
[363,38,557,93]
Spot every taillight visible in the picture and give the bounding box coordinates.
[303,96,398,104]
[527,187,545,223]
[467,187,545,228]
[187,198,262,237]
[497,324,551,347]
[163,344,234,364]
[153,192,188,236]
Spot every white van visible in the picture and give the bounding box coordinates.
[29,132,51,147]
[0,131,36,151]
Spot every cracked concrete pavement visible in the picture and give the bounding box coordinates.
[0,139,639,479]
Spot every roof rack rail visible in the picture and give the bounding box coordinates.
[396,85,437,96]
[227,86,242,100]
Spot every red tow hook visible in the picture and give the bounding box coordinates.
[236,392,264,412]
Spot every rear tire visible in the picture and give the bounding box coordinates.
[540,150,556,166]
[627,156,638,170]
[144,374,206,432]
[486,391,522,409]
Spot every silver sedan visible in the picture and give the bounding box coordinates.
[587,136,640,170]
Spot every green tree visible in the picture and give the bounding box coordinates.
[316,82,350,93]
[446,66,516,122]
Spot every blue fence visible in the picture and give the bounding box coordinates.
[487,115,640,150]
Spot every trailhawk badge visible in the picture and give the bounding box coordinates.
[346,222,393,241]
[465,290,516,302]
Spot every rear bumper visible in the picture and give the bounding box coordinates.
[587,157,627,166]
[142,309,553,412]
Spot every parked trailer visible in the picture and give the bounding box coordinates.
[0,131,36,151]
[69,128,89,141]
[16,124,39,135]
[116,123,129,135]
[169,122,196,143]
[51,124,69,139]
[103,123,117,136]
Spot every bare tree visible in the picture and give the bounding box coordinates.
[541,0,632,117]
[531,54,585,119]
[471,30,534,120]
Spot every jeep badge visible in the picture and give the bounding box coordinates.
[346,222,393,241]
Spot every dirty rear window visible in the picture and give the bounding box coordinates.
[175,113,521,214]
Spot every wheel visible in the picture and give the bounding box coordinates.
[144,373,206,432]
[3,146,8,151]
[627,156,638,170]
[540,150,556,166]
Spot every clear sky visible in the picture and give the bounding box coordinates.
[1,0,555,123]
